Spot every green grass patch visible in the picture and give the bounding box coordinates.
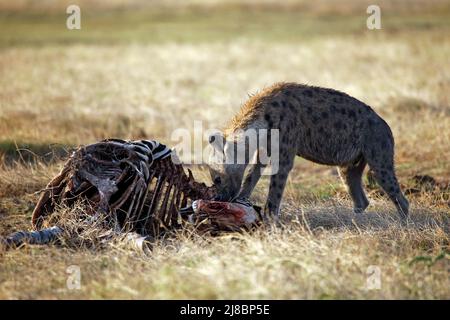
[290,180,342,201]
[1,9,449,47]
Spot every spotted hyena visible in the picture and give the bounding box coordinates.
[208,82,409,219]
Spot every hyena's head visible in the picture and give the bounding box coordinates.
[208,132,247,201]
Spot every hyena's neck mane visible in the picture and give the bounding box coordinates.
[224,82,290,137]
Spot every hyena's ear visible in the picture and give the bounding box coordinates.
[208,132,225,153]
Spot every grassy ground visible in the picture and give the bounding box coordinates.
[0,0,449,299]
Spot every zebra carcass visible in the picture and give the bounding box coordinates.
[2,139,217,250]
[2,139,262,251]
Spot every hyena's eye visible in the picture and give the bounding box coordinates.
[214,176,222,185]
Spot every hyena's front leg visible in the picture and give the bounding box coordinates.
[264,159,294,218]
[239,163,265,199]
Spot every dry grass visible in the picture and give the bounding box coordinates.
[0,0,449,299]
[1,198,448,299]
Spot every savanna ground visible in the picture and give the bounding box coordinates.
[0,0,449,299]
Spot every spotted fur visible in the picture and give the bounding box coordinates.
[209,82,409,219]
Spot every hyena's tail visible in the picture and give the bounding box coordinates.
[1,226,63,250]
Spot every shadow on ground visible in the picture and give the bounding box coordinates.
[0,141,73,165]
[282,203,450,234]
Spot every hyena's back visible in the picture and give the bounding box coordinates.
[230,82,392,166]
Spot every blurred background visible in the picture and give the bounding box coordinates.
[0,0,449,179]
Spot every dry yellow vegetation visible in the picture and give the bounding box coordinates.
[0,0,449,299]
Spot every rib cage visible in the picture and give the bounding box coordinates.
[31,139,215,237]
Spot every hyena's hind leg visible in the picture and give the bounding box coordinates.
[364,142,409,219]
[338,157,369,213]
